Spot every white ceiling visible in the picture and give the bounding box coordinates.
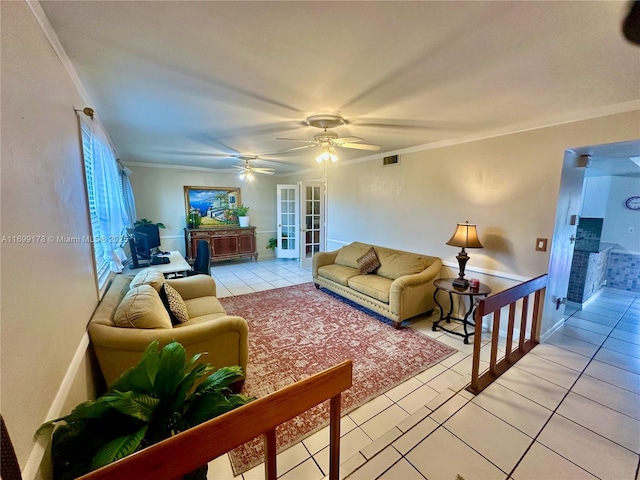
[39,1,640,176]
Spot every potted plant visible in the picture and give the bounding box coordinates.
[38,340,254,480]
[236,204,250,227]
[134,218,166,229]
[187,208,201,228]
[266,237,277,252]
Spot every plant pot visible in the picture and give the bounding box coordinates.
[238,216,250,227]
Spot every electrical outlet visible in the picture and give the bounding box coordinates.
[535,238,548,251]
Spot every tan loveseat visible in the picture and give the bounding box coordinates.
[88,270,249,386]
[313,242,442,329]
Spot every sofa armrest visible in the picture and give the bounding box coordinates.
[89,315,248,386]
[389,259,442,318]
[390,258,442,292]
[313,249,340,278]
[166,274,217,300]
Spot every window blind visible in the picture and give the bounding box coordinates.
[80,121,130,289]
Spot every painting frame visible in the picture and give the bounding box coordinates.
[184,186,241,228]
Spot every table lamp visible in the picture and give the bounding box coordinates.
[446,221,483,288]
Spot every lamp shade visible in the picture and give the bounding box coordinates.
[446,222,483,249]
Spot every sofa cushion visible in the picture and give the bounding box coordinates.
[317,264,361,286]
[377,251,426,280]
[348,274,393,303]
[114,285,172,329]
[334,242,373,269]
[159,283,189,325]
[184,296,227,319]
[175,311,229,326]
[357,247,381,274]
[130,268,165,292]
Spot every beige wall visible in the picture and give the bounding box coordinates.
[1,0,103,472]
[325,111,639,287]
[127,165,281,258]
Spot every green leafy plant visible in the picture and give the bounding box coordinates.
[38,340,253,480]
[266,237,277,251]
[134,218,166,229]
[235,204,250,217]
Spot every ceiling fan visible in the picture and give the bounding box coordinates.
[277,114,381,162]
[227,156,275,180]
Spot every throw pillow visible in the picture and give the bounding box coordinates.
[130,268,165,292]
[357,247,381,274]
[114,285,172,329]
[159,283,189,325]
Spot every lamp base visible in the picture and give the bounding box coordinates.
[452,277,469,288]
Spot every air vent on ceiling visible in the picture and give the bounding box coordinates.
[383,155,399,166]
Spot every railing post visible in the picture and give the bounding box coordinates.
[489,310,501,375]
[264,429,277,480]
[470,303,484,393]
[329,394,342,480]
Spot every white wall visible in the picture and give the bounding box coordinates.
[127,165,281,258]
[1,1,103,474]
[602,176,640,253]
[582,176,612,218]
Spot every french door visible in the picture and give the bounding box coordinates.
[276,184,299,258]
[300,181,325,268]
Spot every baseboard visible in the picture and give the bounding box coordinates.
[23,333,91,480]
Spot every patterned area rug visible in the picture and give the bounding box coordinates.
[220,283,456,475]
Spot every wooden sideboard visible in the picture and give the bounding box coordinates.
[184,227,258,263]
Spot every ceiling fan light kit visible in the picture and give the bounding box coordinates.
[277,114,382,161]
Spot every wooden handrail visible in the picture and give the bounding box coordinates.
[79,360,353,480]
[468,275,547,394]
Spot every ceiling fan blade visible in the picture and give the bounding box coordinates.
[276,144,316,153]
[340,142,382,151]
[333,136,365,144]
[253,168,275,175]
[276,138,317,144]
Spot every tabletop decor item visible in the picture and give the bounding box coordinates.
[446,221,484,288]
[235,204,250,227]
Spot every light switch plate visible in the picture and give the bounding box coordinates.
[536,238,548,252]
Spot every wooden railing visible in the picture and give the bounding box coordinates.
[467,275,547,395]
[79,360,353,480]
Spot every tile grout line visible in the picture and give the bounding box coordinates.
[505,298,638,479]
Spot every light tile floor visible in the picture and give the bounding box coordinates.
[207,259,640,480]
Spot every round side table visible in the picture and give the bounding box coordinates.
[432,278,491,344]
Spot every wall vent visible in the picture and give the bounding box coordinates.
[383,155,399,166]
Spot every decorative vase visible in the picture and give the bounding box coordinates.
[238,216,250,227]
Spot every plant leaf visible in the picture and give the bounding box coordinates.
[184,393,236,427]
[155,341,187,399]
[169,362,211,413]
[90,425,148,470]
[109,340,161,393]
[100,391,160,422]
[38,398,113,432]
[194,366,244,396]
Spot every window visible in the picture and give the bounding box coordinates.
[80,121,130,289]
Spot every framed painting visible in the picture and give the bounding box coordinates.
[184,186,241,227]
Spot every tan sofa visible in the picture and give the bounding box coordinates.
[313,242,442,329]
[88,270,249,387]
